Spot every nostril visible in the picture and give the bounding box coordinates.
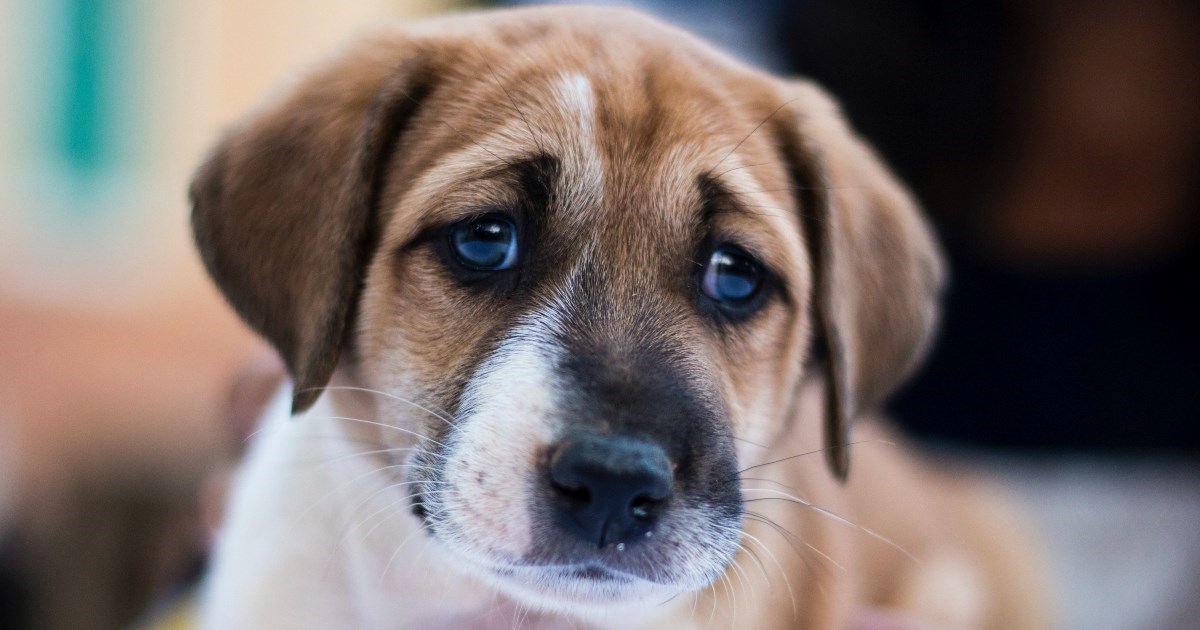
[552,480,591,505]
[628,494,664,521]
[549,441,594,505]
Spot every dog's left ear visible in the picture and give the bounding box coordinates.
[771,81,946,482]
[191,36,436,413]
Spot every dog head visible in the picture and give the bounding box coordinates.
[192,6,942,614]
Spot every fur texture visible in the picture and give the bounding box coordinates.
[193,7,1048,629]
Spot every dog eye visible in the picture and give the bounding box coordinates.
[702,245,764,306]
[449,215,518,270]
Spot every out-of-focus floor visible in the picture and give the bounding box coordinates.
[973,455,1200,630]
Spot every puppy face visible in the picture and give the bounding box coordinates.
[356,66,812,608]
[192,6,942,615]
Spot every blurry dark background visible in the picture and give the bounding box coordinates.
[1,1,1197,629]
[774,0,1200,451]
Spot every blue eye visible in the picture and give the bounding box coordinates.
[450,215,518,270]
[702,245,764,305]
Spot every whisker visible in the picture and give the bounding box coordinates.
[746,506,835,572]
[476,45,545,157]
[801,540,845,572]
[301,462,428,518]
[705,206,788,221]
[241,425,389,448]
[288,458,440,478]
[737,476,798,492]
[303,385,456,427]
[310,445,447,469]
[654,587,686,608]
[711,161,771,180]
[514,596,532,630]
[732,435,770,450]
[738,541,773,591]
[733,439,895,478]
[358,495,418,542]
[379,523,428,584]
[336,478,424,543]
[325,482,424,574]
[710,522,775,602]
[410,488,456,499]
[728,555,752,616]
[710,98,797,172]
[708,205,831,231]
[746,507,846,573]
[742,512,804,560]
[307,415,449,449]
[711,184,864,198]
[706,579,719,630]
[744,511,833,598]
[741,529,797,620]
[741,488,917,562]
[718,570,737,630]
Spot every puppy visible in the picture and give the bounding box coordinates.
[191,6,1049,629]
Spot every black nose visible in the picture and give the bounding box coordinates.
[548,435,673,548]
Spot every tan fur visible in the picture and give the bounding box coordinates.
[193,6,1049,629]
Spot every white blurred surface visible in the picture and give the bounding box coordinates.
[979,456,1200,630]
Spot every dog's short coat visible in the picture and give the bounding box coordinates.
[192,6,1049,629]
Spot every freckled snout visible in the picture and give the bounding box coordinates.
[547,435,673,548]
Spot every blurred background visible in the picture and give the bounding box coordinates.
[1,0,1196,628]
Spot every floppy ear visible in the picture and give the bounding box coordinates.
[191,38,436,413]
[772,81,946,481]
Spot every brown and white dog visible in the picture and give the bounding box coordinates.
[191,6,1048,629]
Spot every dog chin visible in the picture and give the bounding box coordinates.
[436,542,690,617]
[491,567,686,618]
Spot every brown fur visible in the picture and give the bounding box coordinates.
[192,6,1049,628]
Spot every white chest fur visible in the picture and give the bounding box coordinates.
[201,385,491,629]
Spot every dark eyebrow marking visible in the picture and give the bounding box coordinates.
[697,172,744,226]
[517,154,558,219]
[694,172,794,309]
[698,173,720,222]
[397,155,559,254]
[697,171,794,224]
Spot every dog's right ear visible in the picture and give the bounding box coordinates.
[771,81,946,482]
[191,37,436,413]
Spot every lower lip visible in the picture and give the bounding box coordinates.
[564,565,631,583]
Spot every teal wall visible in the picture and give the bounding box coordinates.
[34,0,135,221]
[60,0,115,175]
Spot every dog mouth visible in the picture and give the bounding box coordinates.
[409,488,660,586]
[484,560,668,608]
[403,422,743,604]
[411,487,737,606]
[497,562,640,585]
[562,564,631,582]
[423,529,668,607]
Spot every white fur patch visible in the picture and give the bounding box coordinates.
[553,72,594,120]
[202,386,495,628]
[546,71,604,222]
[435,310,565,563]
